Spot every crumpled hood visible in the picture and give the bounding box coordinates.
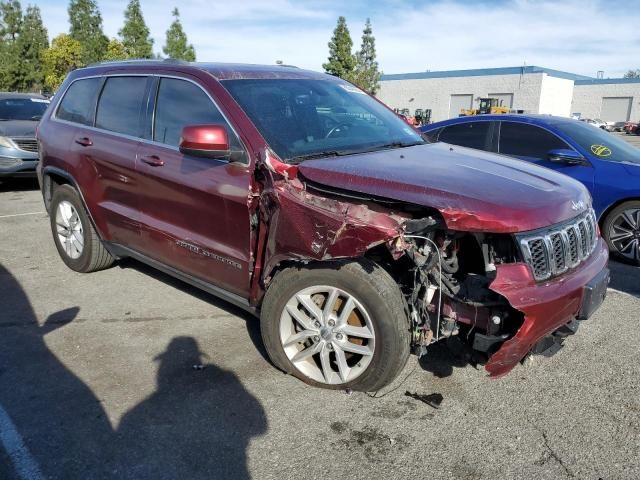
[0,120,38,138]
[298,142,591,233]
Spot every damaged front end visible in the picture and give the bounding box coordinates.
[256,152,609,378]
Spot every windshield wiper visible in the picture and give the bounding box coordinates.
[288,150,354,163]
[374,141,425,150]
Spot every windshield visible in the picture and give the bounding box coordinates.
[555,120,640,165]
[0,97,49,121]
[222,78,424,162]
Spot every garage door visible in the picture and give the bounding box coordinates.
[449,94,473,118]
[488,93,514,108]
[600,97,632,122]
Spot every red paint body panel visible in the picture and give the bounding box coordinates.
[180,124,229,152]
[298,142,591,233]
[485,238,609,376]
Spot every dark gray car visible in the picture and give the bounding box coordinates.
[0,92,50,178]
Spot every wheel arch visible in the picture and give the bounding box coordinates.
[598,196,640,227]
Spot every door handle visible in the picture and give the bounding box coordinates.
[75,137,92,147]
[140,155,164,167]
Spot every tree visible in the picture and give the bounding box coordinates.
[103,38,128,61]
[68,0,108,65]
[352,18,381,95]
[163,8,195,61]
[322,16,356,81]
[624,69,640,79]
[41,34,83,91]
[14,5,48,91]
[0,0,23,90]
[119,0,154,59]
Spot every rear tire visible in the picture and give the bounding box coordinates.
[602,201,640,266]
[50,184,114,273]
[260,259,410,391]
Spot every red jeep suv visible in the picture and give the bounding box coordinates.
[37,60,609,391]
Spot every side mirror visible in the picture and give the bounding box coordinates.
[547,148,588,166]
[179,124,230,159]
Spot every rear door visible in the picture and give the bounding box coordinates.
[497,121,595,193]
[135,75,253,298]
[60,75,149,246]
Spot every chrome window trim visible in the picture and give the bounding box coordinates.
[51,72,249,163]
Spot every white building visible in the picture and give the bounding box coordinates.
[376,66,640,123]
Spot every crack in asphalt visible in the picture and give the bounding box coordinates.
[537,426,574,478]
[0,313,235,329]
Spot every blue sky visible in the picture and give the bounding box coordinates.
[35,0,640,78]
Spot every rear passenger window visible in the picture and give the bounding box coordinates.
[96,77,147,136]
[56,78,101,126]
[439,122,491,150]
[153,78,236,148]
[499,122,569,159]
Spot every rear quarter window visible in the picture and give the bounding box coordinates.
[56,78,101,126]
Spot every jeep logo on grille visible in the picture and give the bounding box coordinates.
[571,200,586,212]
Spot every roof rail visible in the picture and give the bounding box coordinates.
[86,58,190,67]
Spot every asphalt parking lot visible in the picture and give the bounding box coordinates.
[0,174,639,479]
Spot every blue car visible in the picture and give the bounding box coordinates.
[421,114,640,265]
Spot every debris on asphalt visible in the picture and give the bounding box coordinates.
[192,364,205,370]
[404,391,444,409]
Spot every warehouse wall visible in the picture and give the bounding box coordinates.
[538,74,574,117]
[377,73,545,122]
[571,82,640,121]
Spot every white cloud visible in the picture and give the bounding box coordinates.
[36,0,640,78]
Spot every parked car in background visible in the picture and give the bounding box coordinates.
[625,121,640,135]
[608,121,627,132]
[0,92,49,178]
[421,114,640,265]
[580,118,608,130]
[36,61,608,391]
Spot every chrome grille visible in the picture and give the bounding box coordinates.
[11,137,38,153]
[519,209,598,281]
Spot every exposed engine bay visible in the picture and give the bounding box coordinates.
[370,214,525,364]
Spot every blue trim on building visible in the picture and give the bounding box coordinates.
[575,78,640,85]
[381,65,593,82]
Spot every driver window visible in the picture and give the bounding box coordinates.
[154,78,240,149]
[499,122,570,159]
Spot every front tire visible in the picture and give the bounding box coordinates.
[602,201,640,266]
[50,184,114,273]
[260,259,410,391]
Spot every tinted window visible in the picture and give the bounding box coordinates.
[439,122,491,150]
[0,97,49,121]
[154,78,232,148]
[499,122,569,159]
[96,77,147,136]
[554,120,640,165]
[57,78,101,126]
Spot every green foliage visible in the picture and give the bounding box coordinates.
[322,16,356,81]
[119,0,154,59]
[103,38,128,61]
[41,34,83,91]
[14,5,48,91]
[352,19,381,95]
[0,0,23,90]
[68,0,108,65]
[0,1,48,92]
[624,69,640,79]
[163,8,195,61]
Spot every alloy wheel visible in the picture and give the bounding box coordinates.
[55,200,84,259]
[609,208,640,263]
[279,286,376,385]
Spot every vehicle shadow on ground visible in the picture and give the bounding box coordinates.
[0,263,267,480]
[116,258,270,363]
[419,337,482,378]
[0,178,39,192]
[608,260,640,299]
